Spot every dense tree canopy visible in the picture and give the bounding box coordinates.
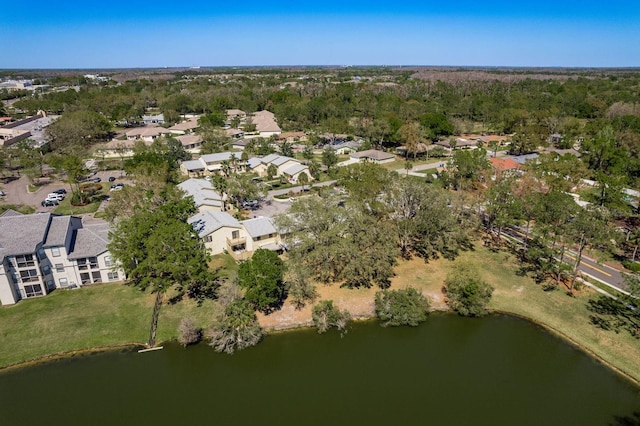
[374,288,430,327]
[238,249,286,313]
[443,265,494,317]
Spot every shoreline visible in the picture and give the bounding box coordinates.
[1,308,639,389]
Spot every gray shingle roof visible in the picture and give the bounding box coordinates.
[282,163,308,176]
[181,159,206,171]
[201,152,235,164]
[351,149,395,161]
[43,215,79,247]
[178,179,224,209]
[67,223,111,260]
[0,213,52,261]
[0,209,23,218]
[188,210,241,237]
[240,216,277,239]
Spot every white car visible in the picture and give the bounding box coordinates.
[46,193,64,201]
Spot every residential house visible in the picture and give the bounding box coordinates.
[226,109,247,122]
[248,154,311,182]
[142,114,165,125]
[189,211,282,260]
[176,134,203,154]
[226,128,245,139]
[339,149,395,167]
[125,127,172,143]
[489,157,521,180]
[0,213,123,305]
[277,132,307,144]
[329,140,361,155]
[179,152,239,177]
[250,110,281,137]
[169,117,200,135]
[189,211,245,257]
[95,138,146,159]
[230,139,250,151]
[435,138,479,149]
[177,178,226,212]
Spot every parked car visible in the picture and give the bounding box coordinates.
[242,200,259,209]
[46,193,64,201]
[41,199,59,207]
[108,176,116,182]
[0,190,5,197]
[54,189,67,195]
[92,177,102,183]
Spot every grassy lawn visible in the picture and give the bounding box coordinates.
[0,242,638,383]
[390,244,640,383]
[0,282,219,368]
[0,204,35,215]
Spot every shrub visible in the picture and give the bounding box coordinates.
[622,260,640,272]
[177,318,202,347]
[443,265,494,317]
[374,287,430,327]
[207,300,263,354]
[311,300,351,334]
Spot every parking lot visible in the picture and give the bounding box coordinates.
[0,170,127,215]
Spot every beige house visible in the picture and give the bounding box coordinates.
[339,149,395,167]
[176,134,203,153]
[179,152,239,177]
[125,127,172,143]
[169,117,200,135]
[0,212,124,305]
[251,110,281,137]
[188,211,282,260]
[247,154,310,181]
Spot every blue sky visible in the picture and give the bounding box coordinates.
[2,1,639,68]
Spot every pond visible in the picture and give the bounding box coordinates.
[0,314,638,425]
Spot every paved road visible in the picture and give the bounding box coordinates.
[502,226,630,295]
[268,180,336,197]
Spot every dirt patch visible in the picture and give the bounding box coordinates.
[258,257,449,330]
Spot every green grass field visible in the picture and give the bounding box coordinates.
[0,244,638,383]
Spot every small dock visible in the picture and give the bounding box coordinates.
[138,346,164,353]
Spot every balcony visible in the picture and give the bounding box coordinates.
[226,236,246,249]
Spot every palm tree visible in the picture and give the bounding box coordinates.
[298,172,309,191]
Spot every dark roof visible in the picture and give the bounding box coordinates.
[67,223,111,260]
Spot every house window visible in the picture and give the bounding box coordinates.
[255,235,262,241]
[80,273,91,285]
[37,248,46,260]
[91,271,102,283]
[24,284,43,298]
[59,278,68,287]
[232,230,239,239]
[104,256,113,267]
[46,280,54,290]
[107,271,119,281]
[89,257,98,269]
[78,258,88,270]
[205,236,213,243]
[55,263,64,272]
[15,254,35,268]
[20,269,39,283]
[42,265,51,275]
[51,247,61,257]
